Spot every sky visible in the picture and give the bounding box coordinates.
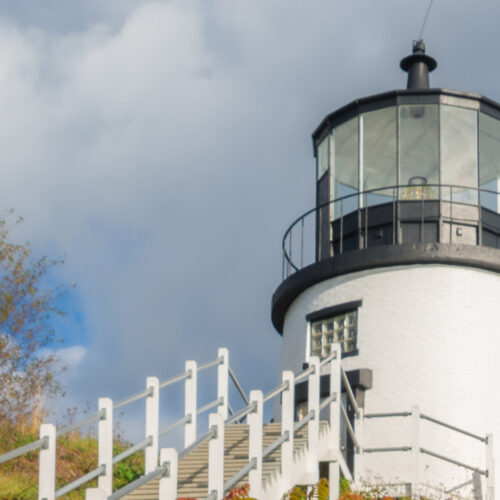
[1,0,500,441]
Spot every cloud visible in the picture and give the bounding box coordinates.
[0,0,499,440]
[58,345,87,368]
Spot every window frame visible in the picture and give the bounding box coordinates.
[306,300,362,360]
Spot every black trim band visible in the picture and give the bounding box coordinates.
[295,368,373,405]
[306,300,362,322]
[272,243,500,334]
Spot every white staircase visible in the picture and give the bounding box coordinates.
[121,422,325,499]
[0,345,494,500]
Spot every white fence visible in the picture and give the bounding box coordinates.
[0,345,495,500]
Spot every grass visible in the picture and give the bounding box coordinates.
[0,420,144,499]
[0,422,417,500]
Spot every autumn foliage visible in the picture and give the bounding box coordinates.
[0,214,67,428]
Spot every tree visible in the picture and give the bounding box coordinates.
[0,213,67,428]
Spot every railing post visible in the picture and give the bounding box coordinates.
[329,461,340,500]
[308,356,320,481]
[39,423,56,500]
[411,405,420,499]
[208,412,225,499]
[98,397,113,495]
[281,371,295,492]
[159,448,178,500]
[329,347,341,437]
[85,489,107,500]
[145,377,159,474]
[472,471,483,500]
[486,433,495,500]
[217,348,229,420]
[248,390,263,498]
[184,360,197,447]
[354,407,364,486]
[329,345,341,500]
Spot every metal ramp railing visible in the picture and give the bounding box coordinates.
[0,345,495,500]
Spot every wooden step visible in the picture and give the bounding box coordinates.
[122,421,326,500]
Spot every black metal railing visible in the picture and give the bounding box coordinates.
[282,184,500,279]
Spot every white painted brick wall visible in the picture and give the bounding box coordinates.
[279,264,500,495]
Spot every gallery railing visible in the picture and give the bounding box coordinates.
[282,183,500,279]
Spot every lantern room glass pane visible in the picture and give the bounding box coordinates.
[441,105,478,204]
[399,104,439,200]
[479,112,500,213]
[333,117,358,218]
[362,107,397,206]
[317,135,329,180]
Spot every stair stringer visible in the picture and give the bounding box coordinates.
[261,421,335,500]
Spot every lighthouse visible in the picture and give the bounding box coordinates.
[272,41,500,496]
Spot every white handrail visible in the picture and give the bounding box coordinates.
[198,356,223,372]
[56,409,105,437]
[113,387,153,409]
[447,478,474,494]
[178,427,217,460]
[229,365,250,405]
[420,447,487,475]
[158,369,191,389]
[223,458,257,495]
[262,431,289,458]
[218,360,321,498]
[263,381,288,403]
[1,346,493,500]
[0,436,48,465]
[341,365,360,417]
[55,465,105,498]
[225,400,257,425]
[319,392,336,410]
[112,436,152,464]
[295,364,314,384]
[319,350,338,367]
[340,402,361,452]
[109,464,168,500]
[420,413,487,442]
[197,397,224,416]
[37,350,237,499]
[158,415,191,439]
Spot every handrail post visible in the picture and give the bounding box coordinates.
[472,471,483,500]
[217,348,229,420]
[185,360,197,447]
[208,412,225,499]
[249,390,263,498]
[281,371,295,492]
[329,345,341,500]
[85,489,107,500]
[159,448,178,500]
[308,356,320,481]
[354,407,364,486]
[486,433,495,500]
[39,423,56,500]
[330,346,341,439]
[145,377,159,474]
[329,461,340,500]
[98,397,113,495]
[411,405,420,499]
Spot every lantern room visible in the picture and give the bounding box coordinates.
[311,41,500,261]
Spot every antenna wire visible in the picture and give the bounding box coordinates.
[419,0,435,40]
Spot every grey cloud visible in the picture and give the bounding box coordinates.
[0,0,499,438]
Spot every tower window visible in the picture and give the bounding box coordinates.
[306,300,361,358]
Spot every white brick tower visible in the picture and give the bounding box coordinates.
[272,41,500,497]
